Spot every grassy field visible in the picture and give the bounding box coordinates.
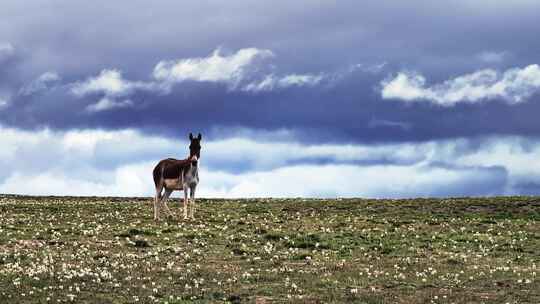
[0,195,539,303]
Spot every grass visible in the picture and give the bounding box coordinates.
[0,194,539,303]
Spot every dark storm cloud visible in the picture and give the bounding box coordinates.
[3,1,539,73]
[1,1,540,144]
[4,68,540,145]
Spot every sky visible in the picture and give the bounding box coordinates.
[2,1,540,198]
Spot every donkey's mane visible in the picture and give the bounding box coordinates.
[164,157,192,165]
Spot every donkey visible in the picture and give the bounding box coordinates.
[152,133,201,220]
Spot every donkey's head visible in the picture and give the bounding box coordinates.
[188,133,202,160]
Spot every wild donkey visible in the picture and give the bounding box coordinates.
[152,133,201,220]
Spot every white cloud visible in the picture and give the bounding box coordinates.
[203,137,434,171]
[7,125,540,198]
[153,48,273,88]
[243,73,324,92]
[242,75,276,92]
[37,71,59,81]
[71,69,158,98]
[0,42,15,61]
[19,71,60,95]
[368,118,411,130]
[65,47,370,104]
[0,161,154,197]
[198,164,505,198]
[279,74,324,86]
[85,97,133,112]
[71,69,157,112]
[381,64,540,106]
[72,69,137,96]
[477,51,507,63]
[351,62,388,73]
[242,61,389,92]
[381,72,428,101]
[0,95,9,109]
[70,48,326,109]
[0,127,180,196]
[454,137,540,188]
[62,129,117,153]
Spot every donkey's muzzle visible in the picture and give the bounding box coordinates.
[190,155,198,166]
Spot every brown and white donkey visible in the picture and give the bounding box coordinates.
[152,133,201,220]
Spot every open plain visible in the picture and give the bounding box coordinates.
[0,195,539,303]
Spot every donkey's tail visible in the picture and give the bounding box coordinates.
[152,161,163,188]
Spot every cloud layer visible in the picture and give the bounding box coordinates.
[19,71,60,96]
[4,125,540,198]
[153,48,273,87]
[2,3,540,141]
[61,48,337,112]
[2,2,540,197]
[381,64,540,106]
[0,42,15,62]
[243,73,324,92]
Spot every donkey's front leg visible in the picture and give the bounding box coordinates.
[183,188,189,220]
[189,186,196,219]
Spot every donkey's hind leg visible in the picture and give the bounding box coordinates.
[154,185,163,221]
[160,189,174,218]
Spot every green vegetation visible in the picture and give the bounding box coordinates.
[0,195,539,303]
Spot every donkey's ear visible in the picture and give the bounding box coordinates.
[189,133,194,140]
[197,133,202,140]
